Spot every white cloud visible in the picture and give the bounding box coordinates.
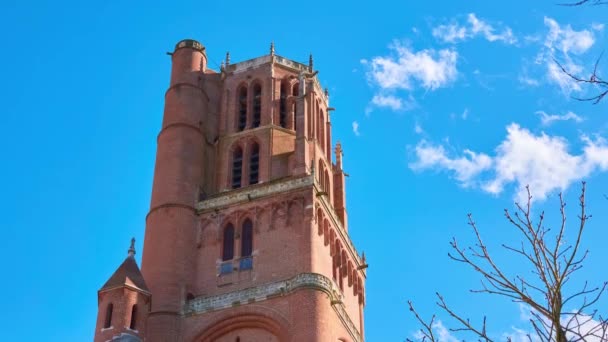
[544,17,594,55]
[592,23,605,31]
[371,94,403,110]
[410,140,493,187]
[365,41,458,91]
[352,121,360,136]
[536,110,583,126]
[538,17,596,94]
[414,122,424,134]
[410,123,608,201]
[461,108,469,120]
[518,74,540,87]
[433,13,517,44]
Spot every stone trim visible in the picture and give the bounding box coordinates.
[185,273,362,342]
[314,182,363,270]
[196,175,313,212]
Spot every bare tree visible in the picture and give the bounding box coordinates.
[407,183,608,342]
[557,0,608,103]
[559,0,608,6]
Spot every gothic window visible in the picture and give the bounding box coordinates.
[241,219,253,257]
[222,224,235,261]
[232,146,243,189]
[280,81,288,128]
[252,83,262,128]
[104,303,113,328]
[325,170,330,196]
[238,86,247,131]
[319,109,325,151]
[240,219,254,270]
[129,304,138,330]
[249,143,259,185]
[292,83,299,131]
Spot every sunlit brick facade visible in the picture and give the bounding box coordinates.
[94,39,367,342]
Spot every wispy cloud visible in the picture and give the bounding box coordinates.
[410,123,608,202]
[371,94,403,110]
[364,41,458,91]
[538,17,596,95]
[536,110,583,126]
[352,121,360,136]
[433,13,517,44]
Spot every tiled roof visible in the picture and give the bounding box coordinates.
[99,255,149,294]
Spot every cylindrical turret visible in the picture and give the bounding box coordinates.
[141,39,207,341]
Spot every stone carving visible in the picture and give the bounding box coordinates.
[185,272,361,342]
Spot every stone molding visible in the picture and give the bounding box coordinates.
[196,176,313,212]
[185,272,362,342]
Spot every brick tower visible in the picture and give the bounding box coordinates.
[94,39,367,342]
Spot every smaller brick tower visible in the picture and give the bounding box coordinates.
[94,239,151,342]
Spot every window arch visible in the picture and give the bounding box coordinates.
[319,109,325,151]
[232,146,243,189]
[104,303,113,328]
[237,86,247,131]
[252,83,262,128]
[222,224,235,261]
[249,143,259,185]
[241,219,253,257]
[129,304,138,330]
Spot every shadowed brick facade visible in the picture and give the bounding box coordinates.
[94,39,367,342]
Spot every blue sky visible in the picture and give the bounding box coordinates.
[3,0,608,340]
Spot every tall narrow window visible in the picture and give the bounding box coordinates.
[252,84,262,128]
[319,110,325,150]
[129,304,138,330]
[249,143,259,185]
[241,219,253,257]
[104,303,113,328]
[240,219,254,270]
[238,86,247,131]
[232,147,243,189]
[222,224,235,261]
[280,82,287,128]
[292,83,299,131]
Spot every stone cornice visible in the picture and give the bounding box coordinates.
[196,175,313,212]
[185,273,362,342]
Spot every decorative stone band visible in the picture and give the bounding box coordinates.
[174,39,204,52]
[222,54,327,103]
[185,273,362,342]
[196,175,314,212]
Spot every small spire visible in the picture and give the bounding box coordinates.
[225,51,231,66]
[324,88,329,97]
[270,41,275,56]
[335,141,343,168]
[309,53,314,71]
[128,238,136,257]
[220,60,225,71]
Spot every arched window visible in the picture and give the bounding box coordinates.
[222,224,235,261]
[319,109,325,150]
[280,82,288,128]
[238,86,247,131]
[292,83,299,131]
[129,304,138,330]
[252,83,262,128]
[249,143,259,185]
[325,170,330,195]
[232,147,243,189]
[241,219,253,257]
[104,303,113,328]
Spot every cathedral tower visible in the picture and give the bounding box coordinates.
[94,39,367,342]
